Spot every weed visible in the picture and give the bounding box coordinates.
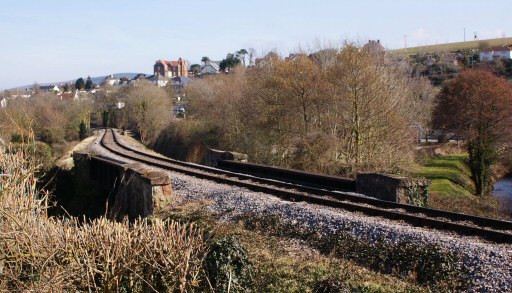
[239,213,472,291]
[206,235,254,292]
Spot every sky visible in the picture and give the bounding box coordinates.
[0,0,510,90]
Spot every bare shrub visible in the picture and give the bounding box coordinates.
[123,80,172,144]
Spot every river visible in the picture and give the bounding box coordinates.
[493,177,512,213]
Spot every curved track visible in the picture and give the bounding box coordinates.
[99,128,512,243]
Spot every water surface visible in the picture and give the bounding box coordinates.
[493,178,512,214]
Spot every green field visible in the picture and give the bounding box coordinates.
[389,37,512,56]
[416,153,475,197]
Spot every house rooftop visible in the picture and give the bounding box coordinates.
[481,44,512,52]
[203,61,220,71]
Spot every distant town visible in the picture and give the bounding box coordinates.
[2,37,511,110]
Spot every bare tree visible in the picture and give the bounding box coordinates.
[248,48,257,67]
[267,54,324,136]
[123,80,171,144]
[326,44,413,170]
[184,43,420,175]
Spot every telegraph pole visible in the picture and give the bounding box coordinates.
[464,28,466,42]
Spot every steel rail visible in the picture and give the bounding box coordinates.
[99,128,512,243]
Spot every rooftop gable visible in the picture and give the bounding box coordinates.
[481,44,512,53]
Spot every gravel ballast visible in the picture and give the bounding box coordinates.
[89,130,512,292]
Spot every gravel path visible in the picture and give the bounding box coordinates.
[88,130,512,292]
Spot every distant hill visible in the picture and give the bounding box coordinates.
[89,73,147,86]
[389,37,512,56]
[8,72,149,91]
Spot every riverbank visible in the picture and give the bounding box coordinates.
[410,149,511,220]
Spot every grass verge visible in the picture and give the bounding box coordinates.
[417,153,474,197]
[413,152,510,220]
[165,206,471,292]
[388,37,512,56]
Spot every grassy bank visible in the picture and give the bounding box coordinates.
[417,153,474,197]
[413,152,509,220]
[1,142,438,292]
[388,37,512,56]
[0,145,207,292]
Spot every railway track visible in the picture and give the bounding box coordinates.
[99,128,512,243]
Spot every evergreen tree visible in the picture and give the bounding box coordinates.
[102,111,110,127]
[85,76,94,90]
[190,64,201,75]
[201,56,210,66]
[79,121,88,140]
[237,49,248,66]
[219,53,241,72]
[75,78,85,90]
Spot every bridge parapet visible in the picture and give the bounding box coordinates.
[73,151,173,220]
[356,173,430,207]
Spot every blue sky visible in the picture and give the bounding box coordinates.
[0,0,510,90]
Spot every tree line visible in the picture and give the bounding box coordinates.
[2,43,510,195]
[182,45,512,194]
[181,44,436,175]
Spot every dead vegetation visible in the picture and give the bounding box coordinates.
[0,143,207,292]
[173,44,437,176]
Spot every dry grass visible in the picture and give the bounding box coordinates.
[0,144,207,292]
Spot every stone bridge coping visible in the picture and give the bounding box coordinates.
[123,162,171,186]
[357,173,431,187]
[74,151,171,186]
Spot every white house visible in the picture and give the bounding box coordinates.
[104,75,121,86]
[200,61,221,75]
[480,45,512,62]
[39,85,61,94]
[148,74,169,87]
[0,97,7,109]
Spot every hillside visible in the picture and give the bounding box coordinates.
[8,72,149,91]
[389,37,512,56]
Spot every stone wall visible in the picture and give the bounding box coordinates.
[356,173,430,206]
[203,148,248,167]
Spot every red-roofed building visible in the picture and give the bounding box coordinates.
[480,45,512,61]
[154,58,189,78]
